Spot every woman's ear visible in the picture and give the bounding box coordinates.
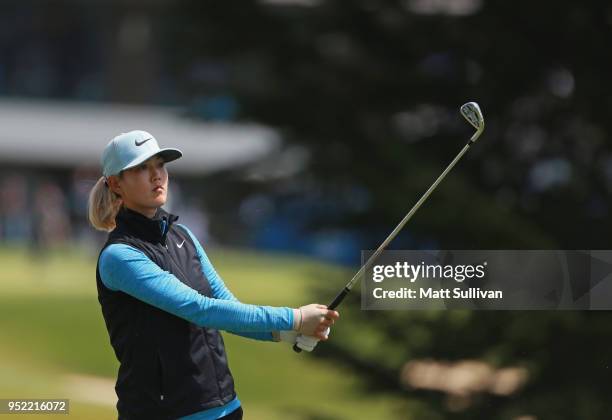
[107,175,122,197]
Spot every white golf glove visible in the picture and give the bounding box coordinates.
[279,327,330,352]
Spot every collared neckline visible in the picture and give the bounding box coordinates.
[115,206,179,245]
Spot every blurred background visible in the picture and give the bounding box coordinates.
[0,0,611,419]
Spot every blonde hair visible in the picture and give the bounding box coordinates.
[87,176,123,232]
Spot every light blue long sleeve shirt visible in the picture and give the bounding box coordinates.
[98,223,291,419]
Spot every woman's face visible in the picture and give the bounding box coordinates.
[109,155,168,218]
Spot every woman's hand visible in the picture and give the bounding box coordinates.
[293,304,339,340]
[277,328,331,352]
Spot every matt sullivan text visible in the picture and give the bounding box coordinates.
[372,287,503,299]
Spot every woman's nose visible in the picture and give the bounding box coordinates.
[151,166,162,180]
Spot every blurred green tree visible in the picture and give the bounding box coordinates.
[164,1,612,418]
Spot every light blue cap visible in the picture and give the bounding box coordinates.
[101,130,182,177]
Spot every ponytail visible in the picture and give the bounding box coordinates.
[87,176,123,232]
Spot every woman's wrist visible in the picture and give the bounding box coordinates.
[292,308,303,331]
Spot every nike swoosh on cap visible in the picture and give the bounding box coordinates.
[177,240,185,248]
[135,137,152,146]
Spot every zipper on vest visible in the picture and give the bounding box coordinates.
[158,352,165,402]
[160,218,169,247]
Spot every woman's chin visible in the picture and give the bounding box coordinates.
[151,197,166,207]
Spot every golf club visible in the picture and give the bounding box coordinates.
[293,102,485,353]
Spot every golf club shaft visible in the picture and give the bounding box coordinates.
[293,140,475,353]
[339,140,474,296]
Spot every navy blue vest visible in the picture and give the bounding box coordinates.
[95,206,236,420]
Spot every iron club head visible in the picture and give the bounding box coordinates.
[460,102,485,142]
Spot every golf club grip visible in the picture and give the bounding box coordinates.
[328,287,350,310]
[293,287,350,353]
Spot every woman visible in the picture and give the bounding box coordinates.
[88,130,339,420]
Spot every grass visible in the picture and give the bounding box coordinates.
[0,245,407,419]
